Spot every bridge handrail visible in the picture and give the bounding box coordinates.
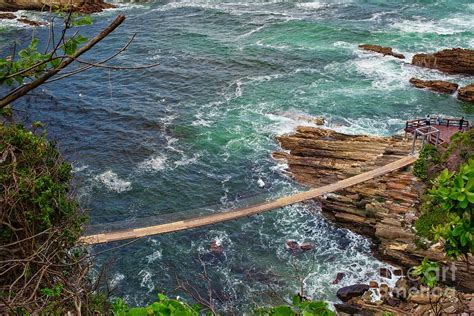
[405,117,470,130]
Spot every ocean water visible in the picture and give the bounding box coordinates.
[1,0,474,312]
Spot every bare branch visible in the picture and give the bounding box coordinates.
[0,14,126,108]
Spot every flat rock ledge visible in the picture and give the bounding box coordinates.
[409,77,459,94]
[412,48,474,75]
[359,44,405,59]
[273,126,474,294]
[458,83,474,103]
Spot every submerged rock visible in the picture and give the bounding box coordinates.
[336,284,370,302]
[210,239,224,255]
[17,18,46,26]
[332,272,346,285]
[412,48,474,75]
[457,84,474,103]
[409,77,459,94]
[359,44,405,59]
[0,12,15,19]
[299,242,315,251]
[285,240,299,251]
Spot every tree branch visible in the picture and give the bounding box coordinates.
[0,15,126,108]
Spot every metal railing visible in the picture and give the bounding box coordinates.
[405,117,470,131]
[411,126,440,154]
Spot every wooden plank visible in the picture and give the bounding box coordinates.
[81,155,417,245]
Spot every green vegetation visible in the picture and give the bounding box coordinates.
[0,123,91,312]
[411,258,440,288]
[255,296,334,316]
[414,130,474,259]
[0,13,92,87]
[415,200,449,240]
[413,144,439,181]
[112,294,202,316]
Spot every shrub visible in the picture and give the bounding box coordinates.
[112,294,201,316]
[255,295,335,316]
[414,197,450,240]
[0,123,89,313]
[413,144,439,181]
[411,258,440,288]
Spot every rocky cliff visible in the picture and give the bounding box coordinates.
[273,126,474,292]
[412,48,474,75]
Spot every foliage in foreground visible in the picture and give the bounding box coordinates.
[254,296,335,316]
[414,130,474,259]
[0,123,91,313]
[411,258,440,288]
[112,294,202,316]
[111,294,335,316]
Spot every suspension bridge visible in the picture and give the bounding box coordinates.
[81,154,418,245]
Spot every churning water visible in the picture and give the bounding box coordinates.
[1,0,473,311]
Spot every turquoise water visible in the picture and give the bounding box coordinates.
[1,0,474,311]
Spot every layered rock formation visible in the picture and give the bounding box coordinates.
[412,48,474,75]
[359,44,405,59]
[409,77,458,94]
[273,126,474,292]
[458,83,474,103]
[0,0,114,13]
[335,284,474,315]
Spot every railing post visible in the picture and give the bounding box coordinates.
[411,131,417,154]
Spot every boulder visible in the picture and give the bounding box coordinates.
[0,12,15,19]
[336,284,370,302]
[359,44,405,59]
[409,77,459,94]
[457,84,474,103]
[412,48,474,75]
[299,242,315,251]
[334,303,362,314]
[408,293,440,304]
[332,272,346,285]
[210,239,223,255]
[379,268,392,279]
[16,18,46,26]
[285,240,299,251]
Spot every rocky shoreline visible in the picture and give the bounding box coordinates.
[0,0,114,15]
[273,126,473,314]
[360,45,474,104]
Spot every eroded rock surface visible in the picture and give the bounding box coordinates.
[409,77,459,94]
[412,48,474,75]
[0,12,15,19]
[273,126,474,292]
[458,83,474,103]
[359,44,405,59]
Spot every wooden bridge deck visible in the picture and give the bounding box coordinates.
[81,155,417,245]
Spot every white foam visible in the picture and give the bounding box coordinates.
[95,170,132,193]
[145,250,162,264]
[296,2,325,10]
[391,14,474,35]
[138,269,154,293]
[110,273,125,287]
[72,163,89,173]
[265,111,319,135]
[174,153,200,167]
[138,155,167,172]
